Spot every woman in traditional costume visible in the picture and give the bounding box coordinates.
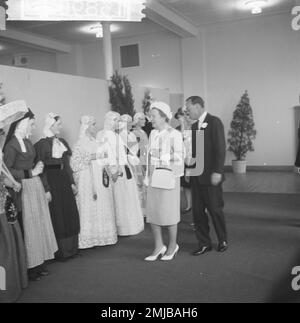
[97,112,144,236]
[0,103,28,302]
[113,114,144,236]
[34,113,80,261]
[132,112,149,215]
[4,109,58,280]
[71,115,117,249]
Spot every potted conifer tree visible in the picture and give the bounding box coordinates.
[228,91,257,174]
[109,71,135,116]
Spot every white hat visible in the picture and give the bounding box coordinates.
[150,101,173,120]
[79,115,96,139]
[133,112,145,124]
[43,112,59,137]
[120,114,133,123]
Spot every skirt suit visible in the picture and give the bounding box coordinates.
[146,127,184,226]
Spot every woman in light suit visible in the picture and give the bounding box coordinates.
[145,102,185,261]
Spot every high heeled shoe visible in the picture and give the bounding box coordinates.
[161,245,179,261]
[144,246,167,262]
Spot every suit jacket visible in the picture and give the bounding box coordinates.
[191,113,226,186]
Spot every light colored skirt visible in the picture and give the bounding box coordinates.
[146,178,181,226]
[75,162,118,249]
[113,165,144,236]
[132,164,147,214]
[22,177,58,269]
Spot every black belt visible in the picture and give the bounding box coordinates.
[45,164,64,170]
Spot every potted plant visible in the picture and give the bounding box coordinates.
[228,90,257,174]
[109,71,135,116]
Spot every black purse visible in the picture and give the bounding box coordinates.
[103,168,110,188]
[124,165,132,180]
[5,193,18,224]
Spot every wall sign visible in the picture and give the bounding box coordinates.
[7,0,146,21]
[292,6,300,31]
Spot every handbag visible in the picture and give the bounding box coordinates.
[102,168,110,188]
[124,165,133,180]
[151,167,176,190]
[5,193,18,224]
[144,135,176,190]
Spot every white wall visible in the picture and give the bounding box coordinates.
[0,50,57,73]
[0,64,109,147]
[112,32,183,95]
[181,32,206,101]
[1,14,298,166]
[56,31,184,97]
[182,13,300,166]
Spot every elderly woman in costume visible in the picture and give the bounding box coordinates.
[144,102,185,262]
[70,116,117,249]
[0,103,28,302]
[98,112,144,237]
[132,112,149,215]
[4,109,58,281]
[34,113,80,261]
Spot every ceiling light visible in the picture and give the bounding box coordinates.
[251,6,262,14]
[90,23,103,38]
[80,23,119,38]
[244,0,268,15]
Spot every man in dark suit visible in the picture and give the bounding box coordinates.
[186,96,228,256]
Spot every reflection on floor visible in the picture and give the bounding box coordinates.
[224,172,300,194]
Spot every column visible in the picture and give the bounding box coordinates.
[0,2,6,31]
[101,22,113,80]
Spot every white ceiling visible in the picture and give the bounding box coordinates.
[0,0,297,55]
[5,18,169,44]
[160,0,295,26]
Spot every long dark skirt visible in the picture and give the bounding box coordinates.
[296,145,300,167]
[46,169,80,259]
[0,214,28,303]
[295,128,300,167]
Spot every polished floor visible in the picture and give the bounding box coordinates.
[17,191,300,303]
[224,171,300,194]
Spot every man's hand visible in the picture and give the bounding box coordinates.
[72,184,78,196]
[211,173,222,186]
[46,192,52,203]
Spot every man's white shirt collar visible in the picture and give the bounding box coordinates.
[198,111,208,129]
